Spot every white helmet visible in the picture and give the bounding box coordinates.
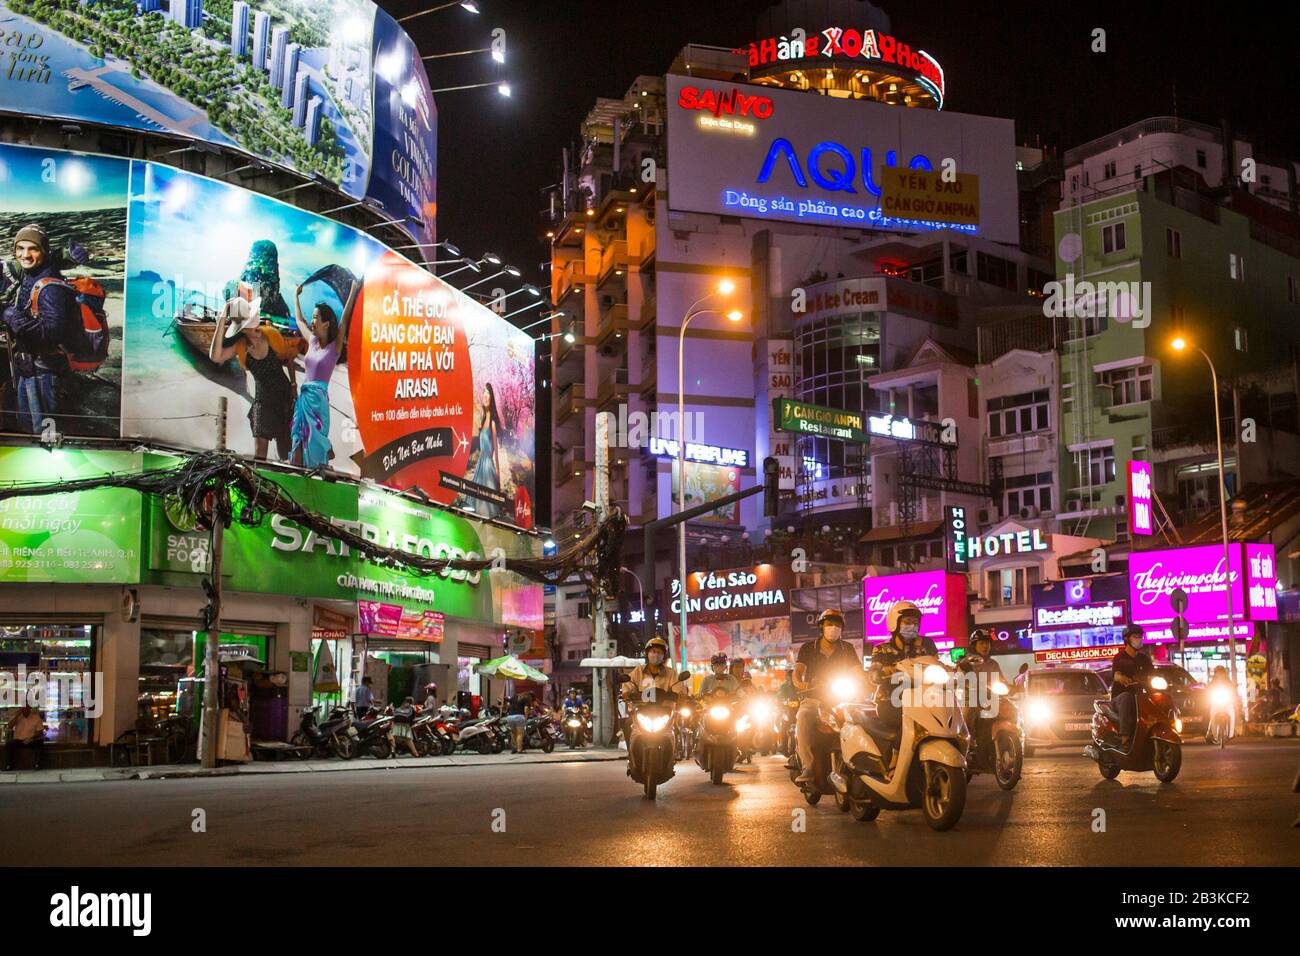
[886,600,922,635]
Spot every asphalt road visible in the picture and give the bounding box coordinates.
[3,741,1297,866]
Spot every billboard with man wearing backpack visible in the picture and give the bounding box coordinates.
[0,144,126,438]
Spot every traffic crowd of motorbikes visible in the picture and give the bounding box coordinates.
[289,684,594,762]
[618,603,1210,831]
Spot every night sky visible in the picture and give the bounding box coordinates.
[378,0,1300,311]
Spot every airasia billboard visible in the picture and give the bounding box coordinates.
[1128,544,1278,626]
[862,570,967,644]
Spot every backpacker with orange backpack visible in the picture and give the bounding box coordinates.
[28,275,110,374]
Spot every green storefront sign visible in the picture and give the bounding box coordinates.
[0,448,142,584]
[772,398,869,443]
[145,457,538,622]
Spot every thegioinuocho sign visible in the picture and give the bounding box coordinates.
[670,564,793,624]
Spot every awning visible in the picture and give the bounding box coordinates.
[859,519,943,543]
[578,656,645,669]
[475,654,549,682]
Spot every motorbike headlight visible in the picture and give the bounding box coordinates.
[1174,717,1184,734]
[831,677,856,701]
[1027,700,1052,724]
[709,705,731,721]
[750,703,771,720]
[991,680,1009,696]
[1210,687,1231,707]
[566,719,582,728]
[923,664,949,685]
[1150,676,1168,691]
[680,706,692,718]
[736,715,751,732]
[636,713,669,732]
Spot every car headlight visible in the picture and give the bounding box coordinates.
[736,715,751,732]
[1027,700,1052,724]
[1210,687,1231,707]
[923,664,949,685]
[991,680,1009,696]
[1150,676,1168,691]
[709,705,731,721]
[566,719,581,728]
[636,713,669,732]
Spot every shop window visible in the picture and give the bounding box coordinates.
[0,624,96,746]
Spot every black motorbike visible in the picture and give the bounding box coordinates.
[351,704,396,759]
[290,705,356,759]
[562,706,588,748]
[619,673,691,799]
[696,691,740,785]
[524,712,556,753]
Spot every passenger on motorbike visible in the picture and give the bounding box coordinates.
[699,652,739,697]
[793,608,861,783]
[961,628,1005,746]
[866,601,939,736]
[1110,623,1155,750]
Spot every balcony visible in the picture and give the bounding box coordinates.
[555,382,588,424]
[595,368,633,410]
[1150,419,1236,460]
[987,431,1050,458]
[553,259,590,304]
[597,240,630,287]
[551,212,587,249]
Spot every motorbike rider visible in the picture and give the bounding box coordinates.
[1110,623,1155,750]
[866,601,939,735]
[421,682,439,711]
[1208,665,1237,738]
[699,652,739,697]
[793,608,861,783]
[776,668,798,702]
[620,636,690,771]
[564,686,586,709]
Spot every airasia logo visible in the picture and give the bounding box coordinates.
[677,86,774,120]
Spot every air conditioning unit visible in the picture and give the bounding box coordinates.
[598,343,619,357]
[978,509,991,523]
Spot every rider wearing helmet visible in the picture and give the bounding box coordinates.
[792,607,861,783]
[964,629,1004,676]
[622,637,688,699]
[1110,623,1154,749]
[700,652,738,697]
[961,628,1005,744]
[866,601,940,733]
[421,682,439,711]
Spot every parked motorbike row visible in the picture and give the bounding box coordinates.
[289,702,593,760]
[620,654,1185,832]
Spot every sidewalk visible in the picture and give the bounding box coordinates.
[0,747,627,786]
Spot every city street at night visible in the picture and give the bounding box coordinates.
[4,741,1296,867]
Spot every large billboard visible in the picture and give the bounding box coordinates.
[0,141,535,529]
[666,74,1017,243]
[0,0,435,248]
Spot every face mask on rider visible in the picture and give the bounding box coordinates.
[647,651,664,667]
[899,622,920,641]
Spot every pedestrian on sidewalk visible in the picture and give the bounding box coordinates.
[392,697,420,757]
[506,692,531,753]
[354,676,375,712]
[3,704,45,771]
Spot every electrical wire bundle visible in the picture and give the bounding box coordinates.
[0,450,623,589]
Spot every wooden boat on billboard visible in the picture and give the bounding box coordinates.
[170,303,302,366]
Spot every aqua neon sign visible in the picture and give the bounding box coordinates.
[722,137,978,232]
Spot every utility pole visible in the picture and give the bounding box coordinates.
[200,397,228,769]
[591,411,615,747]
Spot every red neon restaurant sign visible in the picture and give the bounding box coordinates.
[735,28,945,106]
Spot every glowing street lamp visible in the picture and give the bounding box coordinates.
[1168,335,1238,689]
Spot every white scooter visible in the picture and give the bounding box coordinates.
[831,656,969,831]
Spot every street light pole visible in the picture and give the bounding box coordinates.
[1172,338,1239,692]
[621,567,645,625]
[675,283,740,671]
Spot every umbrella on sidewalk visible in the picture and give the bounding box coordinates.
[475,654,549,682]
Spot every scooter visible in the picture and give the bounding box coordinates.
[748,698,777,756]
[837,657,969,831]
[777,698,799,757]
[1205,685,1234,748]
[695,690,741,785]
[351,704,396,760]
[524,711,556,753]
[789,674,863,810]
[618,673,691,799]
[447,711,501,754]
[1086,675,1183,782]
[562,707,587,749]
[674,699,698,761]
[290,705,355,759]
[959,669,1023,790]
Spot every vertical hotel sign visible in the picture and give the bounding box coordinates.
[766,341,796,489]
[944,504,970,572]
[1128,461,1154,536]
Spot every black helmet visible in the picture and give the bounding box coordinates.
[817,608,845,629]
[710,652,728,668]
[1122,623,1144,642]
[969,628,993,648]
